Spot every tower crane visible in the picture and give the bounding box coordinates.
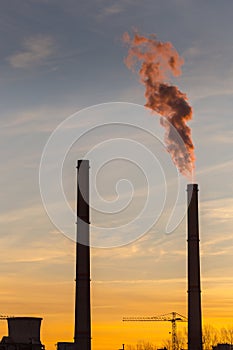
[123,311,187,350]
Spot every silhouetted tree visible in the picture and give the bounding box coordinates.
[162,330,187,350]
[202,325,219,350]
[125,325,233,350]
[125,341,157,350]
[220,326,233,345]
[161,338,172,350]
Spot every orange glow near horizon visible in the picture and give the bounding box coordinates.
[0,263,233,350]
[0,209,233,350]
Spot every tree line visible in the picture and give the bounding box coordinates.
[124,325,233,350]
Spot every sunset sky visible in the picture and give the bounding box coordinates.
[0,1,233,349]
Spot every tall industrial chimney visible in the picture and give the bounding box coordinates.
[187,184,202,350]
[74,159,91,350]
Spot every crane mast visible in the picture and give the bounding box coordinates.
[123,311,187,350]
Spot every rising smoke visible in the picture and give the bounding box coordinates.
[123,31,195,177]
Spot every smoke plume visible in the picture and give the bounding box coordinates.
[123,31,195,177]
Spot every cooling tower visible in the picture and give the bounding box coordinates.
[7,317,42,344]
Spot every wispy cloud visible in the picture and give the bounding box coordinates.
[102,3,124,16]
[94,276,233,284]
[95,3,124,21]
[7,35,56,69]
[196,159,233,177]
[201,197,233,221]
[0,105,78,136]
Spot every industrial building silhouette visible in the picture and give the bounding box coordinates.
[0,317,44,350]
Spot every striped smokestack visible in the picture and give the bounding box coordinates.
[74,159,91,350]
[187,184,202,350]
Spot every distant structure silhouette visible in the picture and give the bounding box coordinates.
[212,345,232,350]
[0,317,44,350]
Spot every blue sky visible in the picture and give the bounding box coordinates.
[0,1,233,349]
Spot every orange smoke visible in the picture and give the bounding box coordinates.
[123,31,195,177]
